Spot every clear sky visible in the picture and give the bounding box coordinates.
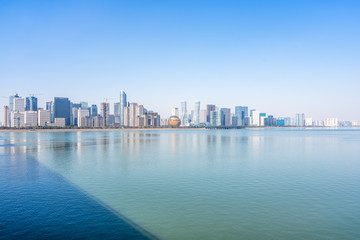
[1,0,359,121]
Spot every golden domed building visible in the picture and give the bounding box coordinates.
[168,116,181,127]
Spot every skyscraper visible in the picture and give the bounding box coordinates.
[129,102,138,127]
[26,96,38,111]
[3,106,10,127]
[235,106,248,126]
[210,108,221,126]
[9,93,19,112]
[206,104,215,123]
[120,90,127,126]
[91,104,98,117]
[250,110,260,126]
[101,102,109,126]
[295,113,305,127]
[54,97,71,126]
[171,107,179,117]
[194,101,200,125]
[14,98,25,113]
[181,101,189,126]
[220,108,231,126]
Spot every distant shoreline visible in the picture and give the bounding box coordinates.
[0,126,358,133]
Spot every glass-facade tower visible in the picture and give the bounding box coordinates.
[26,96,38,111]
[54,97,71,126]
[120,91,127,126]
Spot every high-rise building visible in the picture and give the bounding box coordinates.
[305,118,313,126]
[100,102,109,126]
[120,90,127,126]
[123,106,129,126]
[4,106,10,127]
[78,109,90,127]
[295,113,305,127]
[232,115,238,126]
[80,102,88,108]
[11,112,25,128]
[13,98,25,113]
[171,107,179,117]
[181,101,189,126]
[259,113,266,126]
[210,108,221,126]
[128,102,138,127]
[114,102,120,124]
[220,108,231,126]
[250,110,260,126]
[91,104,97,117]
[199,109,207,123]
[38,109,51,126]
[206,104,215,123]
[324,118,338,127]
[235,106,248,126]
[25,96,38,111]
[194,101,200,125]
[24,111,38,127]
[54,97,71,126]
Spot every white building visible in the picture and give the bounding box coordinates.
[305,117,313,126]
[13,98,25,112]
[24,111,38,127]
[180,101,189,126]
[78,109,90,126]
[171,107,179,117]
[199,109,207,123]
[11,112,25,128]
[38,109,51,126]
[193,101,200,125]
[250,110,260,126]
[324,118,338,127]
[295,113,305,127]
[48,118,65,127]
[260,115,266,126]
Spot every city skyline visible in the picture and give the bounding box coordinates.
[2,90,355,128]
[1,1,360,121]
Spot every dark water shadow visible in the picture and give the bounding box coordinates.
[0,153,158,240]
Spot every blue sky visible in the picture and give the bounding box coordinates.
[1,0,359,121]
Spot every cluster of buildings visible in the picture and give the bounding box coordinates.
[171,101,358,128]
[2,91,160,128]
[2,92,358,128]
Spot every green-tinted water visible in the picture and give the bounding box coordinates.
[1,129,360,239]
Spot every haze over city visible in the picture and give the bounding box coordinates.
[1,0,359,121]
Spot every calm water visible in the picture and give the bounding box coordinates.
[1,129,360,239]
